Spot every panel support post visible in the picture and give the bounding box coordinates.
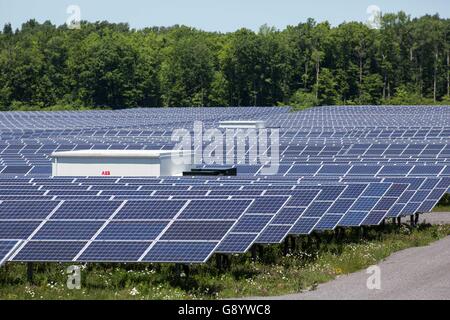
[182,264,190,278]
[223,254,230,270]
[415,213,420,226]
[27,262,34,284]
[175,263,182,278]
[216,254,230,271]
[257,244,264,260]
[216,254,222,270]
[283,237,289,256]
[397,217,401,226]
[410,215,415,227]
[251,245,257,262]
[291,236,296,252]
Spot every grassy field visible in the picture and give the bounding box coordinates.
[433,206,450,212]
[1,223,449,300]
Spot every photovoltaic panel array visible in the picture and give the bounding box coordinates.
[0,105,449,264]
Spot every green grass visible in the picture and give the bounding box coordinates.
[1,223,449,300]
[433,206,450,212]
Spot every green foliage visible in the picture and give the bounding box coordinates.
[437,193,450,207]
[0,14,449,109]
[1,224,449,299]
[289,90,319,110]
[385,85,435,105]
[316,68,339,105]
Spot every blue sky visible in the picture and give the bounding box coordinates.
[1,0,449,32]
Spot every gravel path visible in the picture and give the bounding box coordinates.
[247,212,450,300]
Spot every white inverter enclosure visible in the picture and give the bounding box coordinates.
[51,150,192,177]
[218,120,266,129]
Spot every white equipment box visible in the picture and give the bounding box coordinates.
[218,120,266,129]
[51,150,191,177]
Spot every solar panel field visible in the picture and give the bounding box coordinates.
[0,105,448,267]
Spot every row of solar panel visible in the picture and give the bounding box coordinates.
[0,106,449,264]
[1,126,450,139]
[1,176,448,263]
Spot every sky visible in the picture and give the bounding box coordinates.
[0,0,449,32]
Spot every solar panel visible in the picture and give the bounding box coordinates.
[32,221,105,240]
[51,201,123,219]
[77,242,152,262]
[231,215,273,232]
[160,221,235,241]
[142,242,218,263]
[215,233,258,253]
[2,105,450,264]
[96,221,168,240]
[114,200,186,219]
[256,225,292,243]
[0,240,19,265]
[178,200,252,219]
[0,201,59,219]
[0,221,42,239]
[12,241,87,262]
[246,196,290,214]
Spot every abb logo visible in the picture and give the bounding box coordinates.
[101,170,111,176]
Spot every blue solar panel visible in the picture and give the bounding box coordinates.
[12,241,86,262]
[77,241,151,262]
[409,166,444,175]
[314,215,342,230]
[1,105,450,263]
[0,201,59,219]
[347,165,381,175]
[246,196,289,214]
[350,198,379,211]
[52,201,122,219]
[1,166,32,174]
[215,233,258,253]
[28,166,52,175]
[327,199,355,214]
[302,202,332,218]
[378,165,413,175]
[142,241,217,263]
[290,217,319,234]
[32,221,104,240]
[256,225,291,243]
[362,184,391,197]
[315,186,346,201]
[410,190,430,202]
[340,184,367,198]
[363,209,392,225]
[160,221,235,241]
[115,200,186,219]
[271,207,306,224]
[96,221,168,240]
[231,215,273,233]
[178,200,252,219]
[318,165,351,175]
[338,211,368,226]
[0,240,19,265]
[287,165,321,175]
[284,190,320,206]
[0,221,41,239]
[418,200,439,213]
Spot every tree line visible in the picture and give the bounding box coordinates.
[0,12,449,110]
